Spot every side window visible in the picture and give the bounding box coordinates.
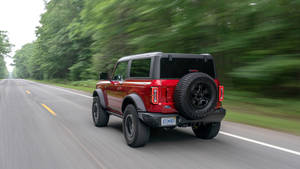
[130,59,151,77]
[112,61,128,81]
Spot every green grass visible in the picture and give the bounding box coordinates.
[225,111,300,135]
[224,90,300,135]
[31,79,300,135]
[30,79,97,93]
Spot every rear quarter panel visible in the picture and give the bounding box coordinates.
[124,79,179,114]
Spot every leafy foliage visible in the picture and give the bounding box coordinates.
[0,31,11,78]
[13,0,300,97]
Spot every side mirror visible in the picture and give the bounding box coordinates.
[99,72,108,80]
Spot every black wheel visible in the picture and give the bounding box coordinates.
[92,96,109,127]
[123,104,150,147]
[174,72,217,120]
[192,122,220,139]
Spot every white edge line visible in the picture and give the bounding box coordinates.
[220,131,300,156]
[25,80,93,99]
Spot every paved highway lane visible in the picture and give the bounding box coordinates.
[1,79,300,169]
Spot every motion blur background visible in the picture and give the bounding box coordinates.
[1,0,299,134]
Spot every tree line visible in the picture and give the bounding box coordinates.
[13,0,300,97]
[0,31,10,79]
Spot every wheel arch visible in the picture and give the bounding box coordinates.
[93,89,107,108]
[122,94,146,113]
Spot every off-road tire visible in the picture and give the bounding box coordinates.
[92,96,109,127]
[123,104,150,147]
[192,122,220,139]
[174,72,217,120]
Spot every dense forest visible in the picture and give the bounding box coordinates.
[0,31,10,79]
[13,0,300,97]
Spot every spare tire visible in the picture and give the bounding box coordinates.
[174,72,217,120]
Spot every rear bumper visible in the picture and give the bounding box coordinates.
[138,108,226,128]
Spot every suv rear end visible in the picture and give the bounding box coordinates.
[92,52,225,147]
[137,53,225,127]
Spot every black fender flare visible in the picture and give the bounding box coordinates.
[93,89,107,109]
[122,93,146,112]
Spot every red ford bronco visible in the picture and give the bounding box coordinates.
[92,52,225,147]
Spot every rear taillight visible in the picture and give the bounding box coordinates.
[219,85,224,102]
[151,87,159,104]
[214,79,220,86]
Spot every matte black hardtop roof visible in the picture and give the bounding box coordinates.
[118,52,213,62]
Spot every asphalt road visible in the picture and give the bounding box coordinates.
[1,79,300,169]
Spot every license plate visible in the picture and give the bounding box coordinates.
[161,117,176,126]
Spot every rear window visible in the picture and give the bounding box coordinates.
[130,59,151,77]
[160,58,215,79]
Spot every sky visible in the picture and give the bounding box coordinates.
[0,0,45,72]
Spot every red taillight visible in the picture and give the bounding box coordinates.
[151,87,159,104]
[214,79,220,86]
[219,85,224,102]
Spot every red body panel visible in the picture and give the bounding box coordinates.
[96,79,223,115]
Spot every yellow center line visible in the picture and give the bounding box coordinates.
[41,104,57,116]
[25,90,31,94]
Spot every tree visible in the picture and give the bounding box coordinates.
[36,0,92,80]
[0,31,11,79]
[13,43,37,78]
